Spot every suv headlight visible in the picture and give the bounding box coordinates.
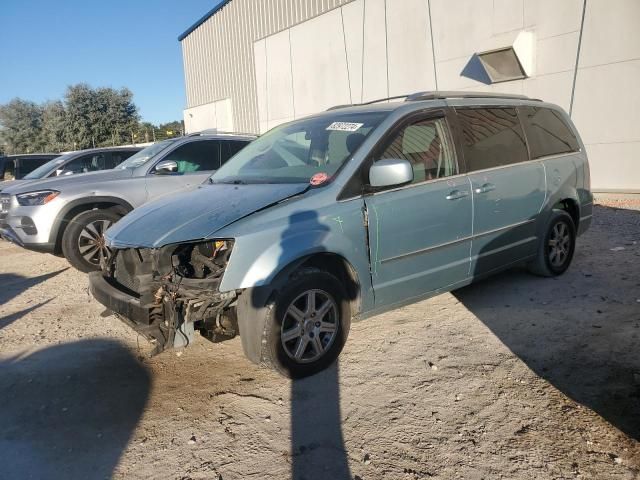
[16,190,60,206]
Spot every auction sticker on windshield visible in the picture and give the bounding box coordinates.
[326,122,363,132]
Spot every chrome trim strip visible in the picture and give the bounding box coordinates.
[579,214,592,221]
[380,218,536,264]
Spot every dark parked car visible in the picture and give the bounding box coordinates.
[0,154,60,182]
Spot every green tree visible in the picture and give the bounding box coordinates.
[41,100,67,152]
[0,99,45,153]
[64,84,139,149]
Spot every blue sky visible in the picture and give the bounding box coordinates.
[0,0,221,124]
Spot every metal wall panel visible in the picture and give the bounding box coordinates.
[181,0,355,133]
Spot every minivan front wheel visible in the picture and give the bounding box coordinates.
[258,268,351,378]
[62,209,120,273]
[528,209,576,277]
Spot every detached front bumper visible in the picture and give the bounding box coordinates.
[88,272,154,327]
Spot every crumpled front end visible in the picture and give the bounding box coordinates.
[89,239,239,353]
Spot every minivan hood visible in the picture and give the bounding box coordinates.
[105,183,309,249]
[3,169,133,194]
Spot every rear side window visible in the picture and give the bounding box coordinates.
[163,140,220,172]
[519,106,579,158]
[374,116,458,184]
[457,107,529,171]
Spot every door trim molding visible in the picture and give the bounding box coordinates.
[379,217,536,264]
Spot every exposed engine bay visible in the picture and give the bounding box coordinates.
[102,240,239,353]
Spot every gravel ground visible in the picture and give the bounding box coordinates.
[0,201,638,480]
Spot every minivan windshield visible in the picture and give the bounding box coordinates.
[210,111,388,185]
[23,153,75,180]
[117,139,175,169]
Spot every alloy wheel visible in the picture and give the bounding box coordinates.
[281,289,339,364]
[548,221,571,268]
[77,219,113,267]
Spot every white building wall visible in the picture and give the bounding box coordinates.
[181,0,640,191]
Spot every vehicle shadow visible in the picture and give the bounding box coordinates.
[0,338,151,479]
[0,268,68,306]
[291,361,350,480]
[249,210,353,479]
[454,205,640,440]
[0,298,53,331]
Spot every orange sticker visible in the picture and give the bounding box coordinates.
[310,172,330,186]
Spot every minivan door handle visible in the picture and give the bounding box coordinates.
[445,190,470,200]
[474,183,496,194]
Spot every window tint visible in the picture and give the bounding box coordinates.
[374,116,457,184]
[457,107,529,171]
[163,140,220,172]
[16,158,51,177]
[220,140,249,165]
[57,153,108,176]
[109,150,138,168]
[3,160,16,180]
[519,106,579,158]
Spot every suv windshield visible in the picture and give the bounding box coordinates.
[118,140,175,169]
[23,153,75,180]
[210,111,388,184]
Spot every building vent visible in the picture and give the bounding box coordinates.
[477,47,527,83]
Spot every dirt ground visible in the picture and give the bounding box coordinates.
[0,200,639,480]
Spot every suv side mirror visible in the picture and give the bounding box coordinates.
[369,158,413,188]
[155,160,178,175]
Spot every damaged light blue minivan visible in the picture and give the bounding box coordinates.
[89,91,592,378]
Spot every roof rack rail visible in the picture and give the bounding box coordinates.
[188,129,257,137]
[326,90,540,111]
[405,91,537,101]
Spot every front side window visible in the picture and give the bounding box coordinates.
[109,150,139,169]
[162,140,220,172]
[210,111,388,184]
[519,106,579,158]
[374,116,458,184]
[220,140,250,165]
[457,107,529,171]
[118,139,176,170]
[57,153,107,176]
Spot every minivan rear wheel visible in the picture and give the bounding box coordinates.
[528,209,576,277]
[250,268,351,378]
[62,209,120,273]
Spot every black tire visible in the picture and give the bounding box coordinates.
[257,268,351,379]
[528,209,576,277]
[61,209,120,273]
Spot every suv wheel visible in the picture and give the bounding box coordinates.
[61,209,120,273]
[528,209,576,277]
[250,268,351,378]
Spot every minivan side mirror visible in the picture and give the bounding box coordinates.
[369,158,413,188]
[154,160,178,175]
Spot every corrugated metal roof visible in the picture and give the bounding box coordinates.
[178,0,233,41]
